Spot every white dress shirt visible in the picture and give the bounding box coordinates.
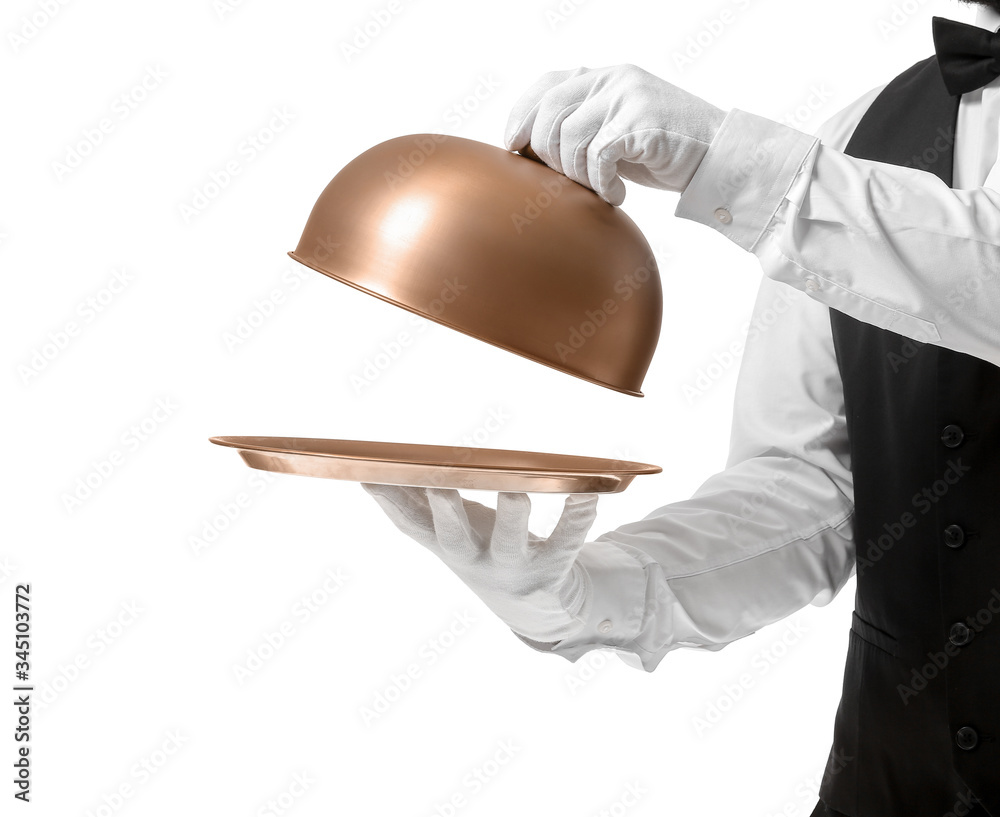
[515,8,1000,671]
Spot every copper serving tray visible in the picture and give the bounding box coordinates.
[209,436,661,494]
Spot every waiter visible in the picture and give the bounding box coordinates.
[363,6,1000,815]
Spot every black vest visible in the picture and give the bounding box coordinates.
[819,56,1000,816]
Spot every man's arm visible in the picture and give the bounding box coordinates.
[676,89,1000,366]
[514,278,857,671]
[513,91,884,671]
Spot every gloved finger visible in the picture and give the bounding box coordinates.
[425,487,483,559]
[504,66,591,153]
[528,71,601,175]
[585,134,632,206]
[555,89,614,196]
[360,483,439,548]
[616,157,658,189]
[490,492,532,559]
[543,493,599,551]
[601,128,699,196]
[460,496,497,535]
[563,114,598,197]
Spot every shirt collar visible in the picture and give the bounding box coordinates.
[976,6,1000,32]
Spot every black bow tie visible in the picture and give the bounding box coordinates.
[933,16,1000,96]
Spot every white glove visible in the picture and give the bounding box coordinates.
[505,64,727,205]
[362,484,599,643]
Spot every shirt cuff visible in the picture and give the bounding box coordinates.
[674,108,819,251]
[511,538,648,666]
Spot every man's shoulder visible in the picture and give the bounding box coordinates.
[812,55,939,152]
[812,83,888,151]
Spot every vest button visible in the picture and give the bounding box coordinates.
[943,524,966,548]
[941,424,965,448]
[956,726,979,750]
[950,621,972,646]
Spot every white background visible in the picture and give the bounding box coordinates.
[3,0,978,814]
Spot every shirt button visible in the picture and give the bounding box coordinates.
[943,524,966,548]
[941,424,965,448]
[714,207,733,224]
[597,619,613,634]
[956,726,979,750]
[949,621,972,647]
[805,278,821,292]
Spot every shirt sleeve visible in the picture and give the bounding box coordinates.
[675,87,1000,366]
[513,274,858,671]
[511,94,889,671]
